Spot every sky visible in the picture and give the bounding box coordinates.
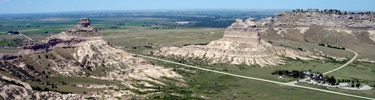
[0,0,374,14]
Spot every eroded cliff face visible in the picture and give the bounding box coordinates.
[153,18,314,67]
[0,18,181,99]
[0,73,84,100]
[262,10,375,61]
[153,10,375,66]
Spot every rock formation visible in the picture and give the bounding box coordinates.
[48,18,100,40]
[263,9,375,60]
[153,9,375,66]
[153,18,314,67]
[273,9,375,29]
[0,73,84,100]
[0,18,181,99]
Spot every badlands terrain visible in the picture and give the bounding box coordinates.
[0,9,375,99]
[153,9,375,67]
[1,18,181,99]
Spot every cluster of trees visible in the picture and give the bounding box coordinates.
[327,45,345,50]
[324,76,337,85]
[271,70,306,78]
[7,31,20,34]
[338,79,354,83]
[272,69,363,87]
[151,27,177,30]
[0,39,25,48]
[271,69,363,86]
[291,9,373,15]
[183,43,209,46]
[336,79,361,87]
[318,43,345,50]
[350,80,361,88]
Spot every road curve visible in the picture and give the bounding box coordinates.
[323,49,358,75]
[20,33,35,41]
[288,49,358,84]
[131,53,374,100]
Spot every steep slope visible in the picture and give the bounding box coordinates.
[260,9,375,60]
[153,18,315,67]
[153,9,375,66]
[0,18,181,99]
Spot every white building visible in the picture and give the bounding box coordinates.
[175,21,189,25]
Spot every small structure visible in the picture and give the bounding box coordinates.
[175,21,189,25]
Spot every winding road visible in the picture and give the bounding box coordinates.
[130,49,374,100]
[323,49,358,75]
[20,33,35,42]
[288,49,358,84]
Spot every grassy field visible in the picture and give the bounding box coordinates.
[102,26,224,54]
[272,41,354,58]
[1,15,374,99]
[23,76,127,94]
[0,48,22,53]
[297,82,375,98]
[327,61,375,87]
[142,58,361,100]
[203,58,345,82]
[0,40,10,45]
[139,49,375,99]
[147,54,347,83]
[0,18,77,34]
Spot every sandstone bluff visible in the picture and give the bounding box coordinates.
[0,18,181,99]
[152,9,375,67]
[152,18,314,67]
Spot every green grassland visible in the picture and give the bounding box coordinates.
[328,61,375,88]
[142,58,360,100]
[0,18,77,34]
[297,82,375,98]
[1,14,374,99]
[0,40,10,45]
[147,55,347,83]
[102,26,224,54]
[271,41,354,58]
[0,48,22,53]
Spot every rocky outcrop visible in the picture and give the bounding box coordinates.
[265,10,375,59]
[274,9,375,29]
[0,73,84,100]
[49,18,100,40]
[0,18,181,99]
[153,18,314,67]
[153,9,375,66]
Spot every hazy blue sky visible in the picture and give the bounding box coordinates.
[0,0,374,14]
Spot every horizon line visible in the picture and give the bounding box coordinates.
[0,8,373,15]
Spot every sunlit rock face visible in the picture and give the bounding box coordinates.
[153,18,312,67]
[47,18,100,40]
[70,18,99,33]
[153,10,375,66]
[77,18,91,27]
[0,18,182,99]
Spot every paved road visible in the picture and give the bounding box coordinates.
[20,33,34,41]
[288,49,358,84]
[131,53,374,100]
[323,49,358,75]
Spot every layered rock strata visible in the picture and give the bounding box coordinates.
[153,18,313,67]
[0,18,181,99]
[154,10,375,66]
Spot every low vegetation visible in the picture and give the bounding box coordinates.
[140,57,360,100]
